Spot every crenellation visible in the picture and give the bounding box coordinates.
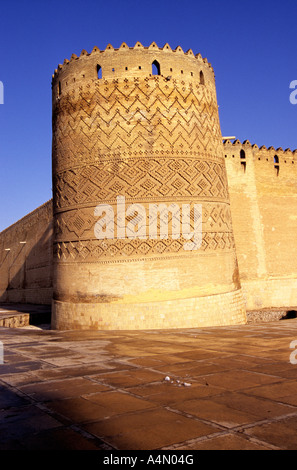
[148,41,159,50]
[51,42,214,95]
[162,43,172,52]
[134,41,144,49]
[174,45,184,53]
[223,140,297,164]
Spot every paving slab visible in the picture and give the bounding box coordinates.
[1,316,297,451]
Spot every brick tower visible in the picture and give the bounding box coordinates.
[51,42,246,330]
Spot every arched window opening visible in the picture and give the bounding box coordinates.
[152,60,160,76]
[240,149,246,172]
[97,64,102,79]
[58,81,61,97]
[274,155,279,176]
[200,70,205,85]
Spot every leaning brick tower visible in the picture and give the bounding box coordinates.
[51,41,246,330]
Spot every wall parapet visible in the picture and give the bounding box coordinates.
[223,138,296,153]
[51,42,215,102]
[52,41,213,77]
[223,139,297,170]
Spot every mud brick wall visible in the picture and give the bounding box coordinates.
[224,140,297,310]
[0,200,53,305]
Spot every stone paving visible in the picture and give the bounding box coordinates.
[1,312,297,450]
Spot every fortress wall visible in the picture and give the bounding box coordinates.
[0,200,53,305]
[224,140,297,309]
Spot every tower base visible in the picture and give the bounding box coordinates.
[51,288,246,330]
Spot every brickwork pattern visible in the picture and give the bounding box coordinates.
[52,70,231,263]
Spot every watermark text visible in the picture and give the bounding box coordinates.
[289,80,297,105]
[290,340,297,364]
[0,81,3,104]
[94,196,202,251]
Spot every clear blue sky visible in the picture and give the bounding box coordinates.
[0,0,296,232]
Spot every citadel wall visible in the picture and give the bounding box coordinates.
[0,200,53,305]
[224,140,297,310]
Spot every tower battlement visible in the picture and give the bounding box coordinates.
[223,139,297,170]
[51,42,215,101]
[223,138,297,153]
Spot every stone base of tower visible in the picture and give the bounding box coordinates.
[51,288,246,330]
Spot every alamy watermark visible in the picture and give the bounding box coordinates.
[0,81,3,104]
[290,340,297,364]
[94,196,202,251]
[289,80,297,105]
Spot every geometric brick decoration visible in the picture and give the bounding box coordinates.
[51,42,246,330]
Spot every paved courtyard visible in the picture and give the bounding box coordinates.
[1,310,297,450]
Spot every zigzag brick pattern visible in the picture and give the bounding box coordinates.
[53,70,233,262]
